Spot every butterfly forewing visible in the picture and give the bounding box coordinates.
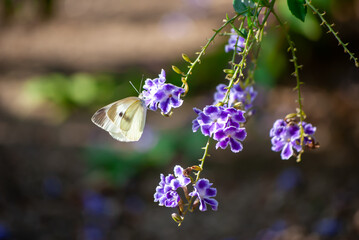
[107,97,141,130]
[91,101,122,133]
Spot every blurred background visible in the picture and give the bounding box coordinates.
[0,0,358,239]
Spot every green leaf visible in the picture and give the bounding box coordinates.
[232,0,255,14]
[287,0,307,22]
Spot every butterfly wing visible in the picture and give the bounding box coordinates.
[91,101,122,134]
[92,97,147,142]
[108,97,147,142]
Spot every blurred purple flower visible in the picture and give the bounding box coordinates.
[43,176,62,198]
[276,167,302,191]
[302,121,317,145]
[225,28,245,53]
[83,226,103,240]
[255,220,287,240]
[141,69,185,114]
[213,83,257,113]
[83,191,106,215]
[315,218,341,237]
[0,224,10,240]
[189,178,218,211]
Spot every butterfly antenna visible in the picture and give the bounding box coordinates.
[129,81,140,95]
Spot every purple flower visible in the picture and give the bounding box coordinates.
[302,121,317,144]
[192,105,229,136]
[154,84,185,114]
[154,174,180,208]
[225,28,245,53]
[271,123,301,160]
[189,178,218,211]
[154,165,191,208]
[193,105,247,153]
[213,83,257,113]
[142,69,166,111]
[141,69,185,114]
[270,119,317,160]
[173,165,191,188]
[225,107,246,127]
[214,126,247,153]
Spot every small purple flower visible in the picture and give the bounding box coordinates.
[193,105,247,153]
[225,28,245,53]
[154,174,180,208]
[272,123,301,160]
[270,119,318,160]
[192,105,228,136]
[173,165,191,188]
[214,126,247,153]
[141,69,185,114]
[213,83,257,113]
[154,84,185,114]
[142,69,166,111]
[224,107,246,127]
[189,178,218,211]
[302,121,317,145]
[154,165,191,208]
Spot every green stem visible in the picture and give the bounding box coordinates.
[222,27,254,105]
[177,138,211,226]
[305,0,358,67]
[271,10,305,162]
[181,13,243,90]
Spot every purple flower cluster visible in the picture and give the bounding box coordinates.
[154,165,218,212]
[270,119,317,160]
[141,69,185,114]
[192,105,247,153]
[154,165,191,208]
[213,83,257,113]
[225,28,245,53]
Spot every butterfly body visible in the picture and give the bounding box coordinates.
[91,96,147,142]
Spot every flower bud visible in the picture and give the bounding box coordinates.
[171,213,183,224]
[182,53,192,64]
[223,69,235,74]
[284,113,297,121]
[172,65,184,75]
[191,165,202,171]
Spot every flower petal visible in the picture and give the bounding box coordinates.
[281,142,293,160]
[229,138,243,153]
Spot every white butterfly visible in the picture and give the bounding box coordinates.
[91,96,147,142]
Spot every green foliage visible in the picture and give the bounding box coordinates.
[233,0,255,14]
[255,32,287,87]
[287,0,307,22]
[278,0,321,41]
